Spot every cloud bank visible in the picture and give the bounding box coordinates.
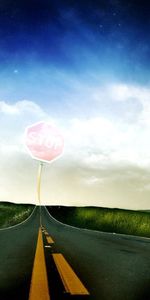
[0,81,150,209]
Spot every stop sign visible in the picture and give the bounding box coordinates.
[25,121,64,163]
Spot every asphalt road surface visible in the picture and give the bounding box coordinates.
[0,206,150,300]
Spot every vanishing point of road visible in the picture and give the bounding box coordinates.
[0,206,150,300]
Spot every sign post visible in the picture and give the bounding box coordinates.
[37,161,43,207]
[37,161,43,225]
[24,121,64,225]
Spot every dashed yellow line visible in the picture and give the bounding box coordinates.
[29,228,50,300]
[52,253,89,295]
[45,232,49,236]
[46,236,54,244]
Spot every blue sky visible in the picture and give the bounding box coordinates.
[0,0,150,209]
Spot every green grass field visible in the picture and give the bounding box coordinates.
[0,202,34,229]
[47,206,150,238]
[1,203,150,238]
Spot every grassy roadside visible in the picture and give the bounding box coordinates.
[47,206,150,238]
[0,202,34,229]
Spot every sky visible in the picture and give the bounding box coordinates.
[0,0,150,209]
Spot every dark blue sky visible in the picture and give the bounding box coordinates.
[0,0,149,108]
[0,0,150,77]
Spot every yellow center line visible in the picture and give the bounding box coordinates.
[29,228,50,300]
[43,230,49,235]
[45,232,49,236]
[52,253,90,295]
[46,236,54,244]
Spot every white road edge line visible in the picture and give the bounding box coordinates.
[44,206,150,241]
[0,206,37,231]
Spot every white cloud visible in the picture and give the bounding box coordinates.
[0,144,20,154]
[62,115,150,169]
[0,100,50,157]
[0,101,19,114]
[139,183,150,192]
[0,100,46,117]
[109,83,150,126]
[1,83,150,208]
[105,83,150,104]
[81,176,105,186]
[110,84,133,102]
[1,84,150,170]
[58,81,150,170]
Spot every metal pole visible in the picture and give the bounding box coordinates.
[37,161,43,226]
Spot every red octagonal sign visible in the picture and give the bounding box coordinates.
[25,121,64,163]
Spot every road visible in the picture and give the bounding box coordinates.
[0,206,150,300]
